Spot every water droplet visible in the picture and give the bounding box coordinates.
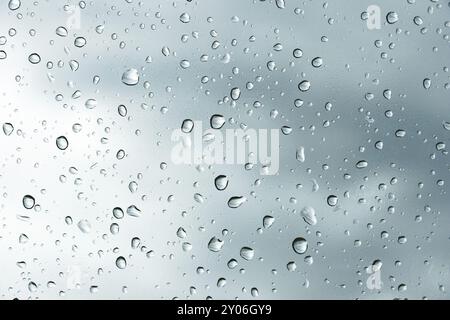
[56,26,68,37]
[56,136,69,150]
[208,237,224,252]
[3,123,13,136]
[28,53,41,64]
[181,119,194,133]
[179,13,191,23]
[22,195,35,209]
[300,206,317,226]
[28,281,37,293]
[292,237,308,254]
[113,207,124,219]
[231,87,241,100]
[240,247,255,261]
[8,0,21,11]
[293,48,303,58]
[74,37,87,48]
[85,99,97,109]
[311,57,323,68]
[77,219,91,233]
[275,0,285,9]
[228,196,246,208]
[298,80,311,92]
[296,147,305,162]
[122,68,140,86]
[356,160,368,169]
[116,256,127,269]
[386,11,399,24]
[214,175,229,191]
[263,215,275,228]
[327,195,338,207]
[126,205,141,217]
[210,114,225,129]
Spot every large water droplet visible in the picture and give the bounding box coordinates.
[8,0,21,11]
[292,237,308,254]
[240,247,255,261]
[122,68,140,86]
[2,123,13,136]
[22,195,35,209]
[300,206,317,226]
[56,136,69,150]
[28,53,41,64]
[126,205,141,217]
[386,11,399,24]
[116,256,127,269]
[327,195,338,207]
[210,114,225,129]
[228,196,246,208]
[214,175,229,191]
[208,237,224,252]
[181,119,194,133]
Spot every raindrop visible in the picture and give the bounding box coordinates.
[181,119,194,133]
[298,80,311,92]
[214,175,229,191]
[56,136,69,150]
[228,196,246,208]
[210,114,225,129]
[263,215,275,228]
[240,247,255,261]
[292,237,308,254]
[311,57,323,68]
[3,123,14,136]
[231,87,241,100]
[8,0,21,11]
[208,237,224,252]
[300,206,317,226]
[122,68,140,86]
[327,195,338,207]
[386,11,399,24]
[22,195,35,209]
[77,219,91,233]
[28,53,41,64]
[116,256,127,269]
[126,205,141,217]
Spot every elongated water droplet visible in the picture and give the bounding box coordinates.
[300,206,317,226]
[228,196,246,208]
[263,215,275,228]
[126,205,141,217]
